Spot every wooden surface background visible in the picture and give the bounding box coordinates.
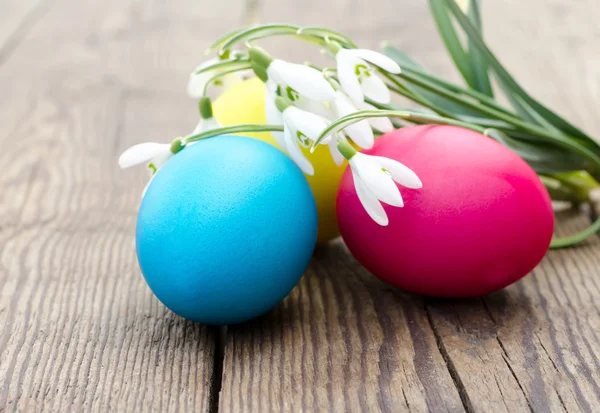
[1,0,599,412]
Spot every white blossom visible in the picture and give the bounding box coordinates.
[187,58,242,99]
[347,151,422,226]
[336,49,401,106]
[278,101,332,175]
[331,91,374,149]
[119,142,174,175]
[267,60,336,102]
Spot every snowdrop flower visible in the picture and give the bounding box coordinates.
[119,139,183,195]
[187,58,242,99]
[191,97,222,136]
[332,44,401,107]
[250,47,335,102]
[337,140,422,226]
[331,91,374,149]
[275,97,333,175]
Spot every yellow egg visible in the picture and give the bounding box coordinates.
[213,77,344,243]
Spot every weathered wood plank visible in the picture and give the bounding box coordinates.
[427,211,600,412]
[219,0,600,412]
[0,0,48,66]
[0,0,245,411]
[219,242,465,412]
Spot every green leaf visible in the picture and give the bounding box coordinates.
[502,92,564,133]
[428,0,474,87]
[465,0,494,97]
[382,46,486,117]
[442,0,595,144]
[486,129,588,173]
[380,44,426,71]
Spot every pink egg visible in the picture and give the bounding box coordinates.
[337,125,554,297]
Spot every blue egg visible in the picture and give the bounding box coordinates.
[136,135,317,325]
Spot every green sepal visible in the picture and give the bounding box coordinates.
[170,138,184,154]
[199,97,213,119]
[337,140,357,160]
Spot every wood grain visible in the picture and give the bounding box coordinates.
[219,0,600,412]
[0,0,244,411]
[219,242,464,412]
[426,210,600,412]
[1,0,600,412]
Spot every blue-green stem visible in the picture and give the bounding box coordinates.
[201,65,252,96]
[182,124,284,145]
[210,24,356,57]
[194,59,250,76]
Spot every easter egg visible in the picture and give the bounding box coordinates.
[337,125,554,297]
[136,135,317,324]
[212,77,345,243]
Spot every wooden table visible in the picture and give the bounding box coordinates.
[1,0,599,411]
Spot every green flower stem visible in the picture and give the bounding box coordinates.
[311,109,600,248]
[311,109,487,149]
[210,24,356,56]
[551,218,600,249]
[194,59,250,76]
[182,124,284,145]
[201,65,252,96]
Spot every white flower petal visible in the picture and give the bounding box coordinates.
[268,60,335,102]
[333,93,374,149]
[187,73,213,99]
[119,143,170,169]
[295,95,333,119]
[352,154,404,207]
[328,137,344,166]
[361,102,394,133]
[345,122,374,149]
[348,49,401,74]
[264,83,286,148]
[191,117,222,135]
[353,173,388,226]
[217,73,242,90]
[186,58,219,98]
[187,58,242,98]
[373,156,423,189]
[146,151,172,176]
[284,107,330,143]
[332,91,356,117]
[361,73,391,104]
[265,79,279,96]
[336,49,365,106]
[283,128,314,176]
[141,176,154,198]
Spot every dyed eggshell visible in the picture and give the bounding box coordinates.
[213,77,345,244]
[137,136,317,324]
[337,125,554,297]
